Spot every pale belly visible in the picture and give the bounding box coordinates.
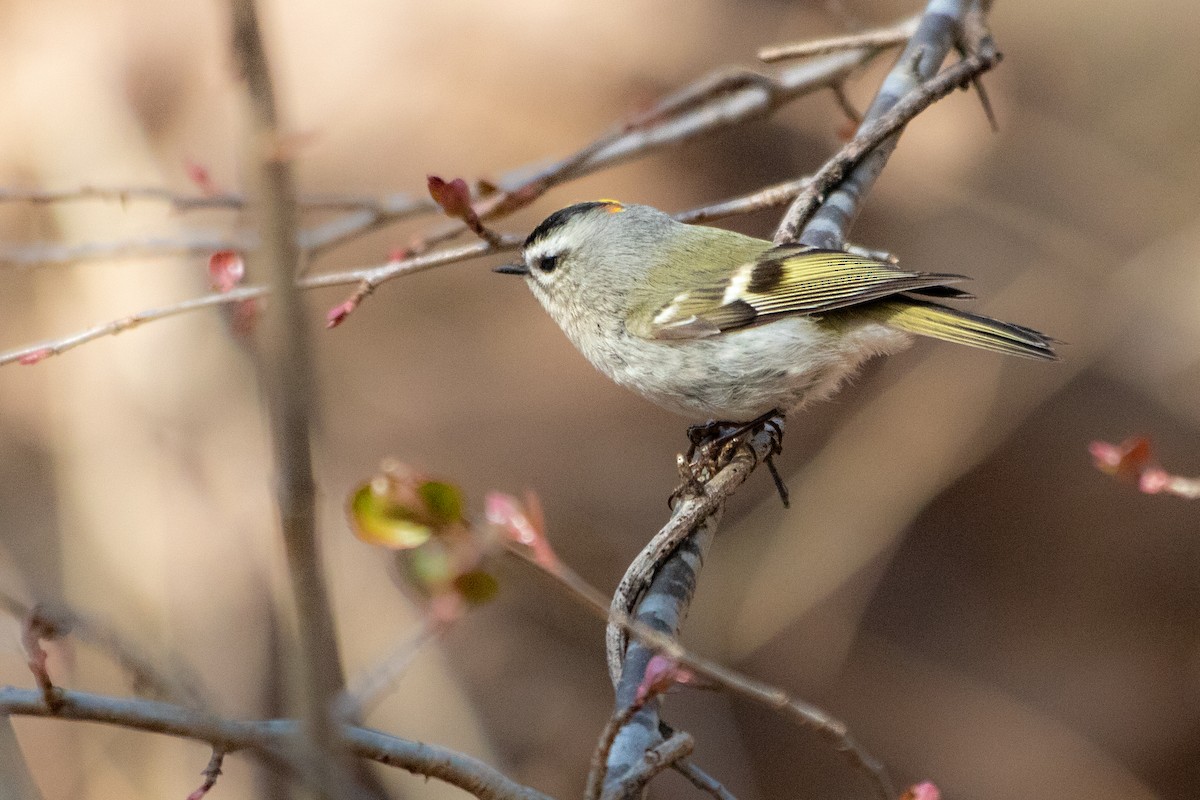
[569,315,912,421]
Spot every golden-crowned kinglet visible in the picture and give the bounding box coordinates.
[496,200,1056,421]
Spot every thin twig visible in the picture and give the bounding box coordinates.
[1,592,205,706]
[0,687,553,800]
[831,83,864,125]
[777,0,989,247]
[20,605,65,710]
[759,16,919,62]
[0,185,418,214]
[185,748,226,800]
[0,236,517,367]
[307,51,880,257]
[0,16,919,360]
[2,33,892,270]
[585,702,650,800]
[504,512,894,800]
[672,177,810,225]
[334,620,442,720]
[601,732,694,800]
[775,36,998,245]
[0,232,251,268]
[0,169,824,364]
[229,0,349,793]
[673,760,739,800]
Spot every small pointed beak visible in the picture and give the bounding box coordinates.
[493,262,529,276]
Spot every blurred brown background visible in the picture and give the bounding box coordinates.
[1,1,1198,798]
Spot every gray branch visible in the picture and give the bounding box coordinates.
[0,687,551,800]
[602,425,781,796]
[776,0,976,248]
[603,2,999,797]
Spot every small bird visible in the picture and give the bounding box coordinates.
[496,200,1056,422]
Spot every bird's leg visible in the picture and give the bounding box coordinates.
[678,410,790,506]
[702,409,783,456]
[764,454,790,508]
[755,413,789,507]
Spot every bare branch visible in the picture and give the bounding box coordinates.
[1,158,836,367]
[1,592,205,706]
[777,0,991,247]
[0,170,825,362]
[0,687,553,800]
[0,236,516,367]
[774,44,1000,245]
[228,0,349,792]
[672,177,810,225]
[2,33,892,270]
[502,448,893,800]
[601,732,694,800]
[759,16,919,62]
[0,233,250,268]
[0,185,416,213]
[831,83,864,125]
[185,748,226,800]
[334,620,442,720]
[604,423,786,683]
[673,760,739,800]
[0,11,925,360]
[585,702,648,800]
[20,606,65,710]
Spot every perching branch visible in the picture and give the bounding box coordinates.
[603,423,786,684]
[497,431,892,800]
[0,687,552,800]
[600,2,1000,797]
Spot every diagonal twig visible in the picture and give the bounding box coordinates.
[776,0,992,248]
[1,34,889,270]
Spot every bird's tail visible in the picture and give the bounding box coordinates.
[865,298,1059,361]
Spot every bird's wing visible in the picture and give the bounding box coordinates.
[631,246,969,340]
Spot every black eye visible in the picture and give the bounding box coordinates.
[536,254,559,273]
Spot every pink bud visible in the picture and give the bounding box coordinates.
[184,161,219,195]
[902,782,941,800]
[18,348,53,365]
[207,250,245,293]
[636,655,698,703]
[326,299,357,329]
[1139,468,1170,494]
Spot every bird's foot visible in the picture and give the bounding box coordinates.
[677,410,789,507]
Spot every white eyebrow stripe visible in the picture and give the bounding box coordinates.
[722,262,754,305]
